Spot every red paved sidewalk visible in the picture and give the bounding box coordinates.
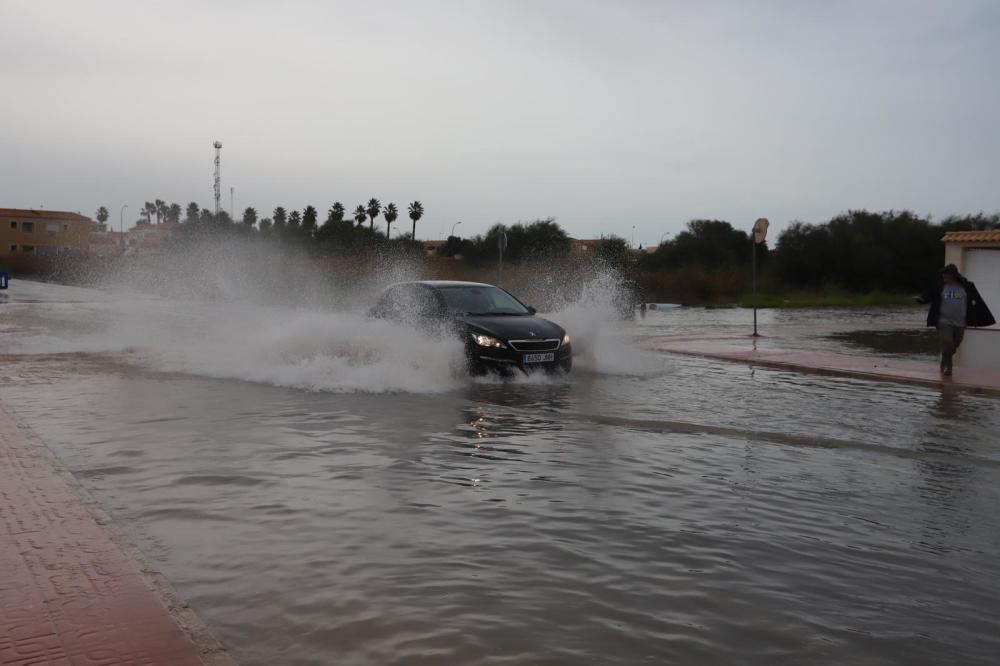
[652,340,1000,394]
[0,409,230,666]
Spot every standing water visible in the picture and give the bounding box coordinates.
[2,279,999,665]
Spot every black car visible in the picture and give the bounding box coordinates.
[369,280,572,374]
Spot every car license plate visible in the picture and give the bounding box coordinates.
[523,353,555,364]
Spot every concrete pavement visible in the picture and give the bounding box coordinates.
[0,408,233,666]
[653,339,1000,394]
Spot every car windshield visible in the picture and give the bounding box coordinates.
[439,285,530,316]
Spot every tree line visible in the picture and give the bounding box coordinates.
[95,199,998,297]
[638,210,1000,299]
[98,198,426,253]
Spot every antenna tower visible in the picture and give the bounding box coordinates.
[213,141,223,215]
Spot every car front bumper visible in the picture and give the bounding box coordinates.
[470,343,572,372]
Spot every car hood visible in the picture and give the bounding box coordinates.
[459,314,565,342]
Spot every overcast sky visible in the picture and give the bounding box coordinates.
[2,0,998,244]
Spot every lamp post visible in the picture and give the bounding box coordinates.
[751,218,770,337]
[631,225,636,249]
[451,220,462,238]
[660,231,671,244]
[119,204,128,254]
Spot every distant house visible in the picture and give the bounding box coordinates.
[569,237,644,261]
[90,228,127,256]
[0,208,95,258]
[125,222,179,254]
[568,238,601,256]
[943,230,1000,370]
[423,239,447,256]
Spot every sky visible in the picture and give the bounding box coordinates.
[1,0,998,245]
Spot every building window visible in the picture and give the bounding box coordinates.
[63,224,70,231]
[9,245,16,253]
[46,222,59,234]
[22,222,35,233]
[21,245,36,254]
[9,221,16,230]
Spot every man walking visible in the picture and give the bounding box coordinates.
[918,264,995,376]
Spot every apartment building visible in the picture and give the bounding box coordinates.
[0,208,95,257]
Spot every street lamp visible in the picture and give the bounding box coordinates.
[660,231,671,244]
[451,221,462,238]
[631,225,636,249]
[119,204,128,254]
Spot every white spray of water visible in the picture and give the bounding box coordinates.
[8,251,663,392]
[544,270,663,377]
[95,297,465,393]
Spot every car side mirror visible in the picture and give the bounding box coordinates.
[527,306,537,315]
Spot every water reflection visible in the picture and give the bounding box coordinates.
[827,328,937,358]
[914,390,979,554]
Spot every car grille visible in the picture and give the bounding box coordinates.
[508,339,561,352]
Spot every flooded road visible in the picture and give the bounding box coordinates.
[2,280,999,665]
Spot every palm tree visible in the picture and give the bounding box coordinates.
[272,206,287,231]
[408,201,424,240]
[168,203,182,225]
[154,199,167,224]
[366,198,381,231]
[95,206,109,227]
[288,210,302,231]
[328,202,345,223]
[142,201,156,225]
[242,207,258,228]
[383,203,398,238]
[186,202,200,224]
[354,205,367,227]
[302,205,318,235]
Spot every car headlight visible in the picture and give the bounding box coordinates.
[562,333,571,346]
[472,333,506,349]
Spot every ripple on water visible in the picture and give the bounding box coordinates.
[169,473,274,488]
[2,286,1000,665]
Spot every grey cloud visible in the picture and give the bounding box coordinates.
[1,0,998,245]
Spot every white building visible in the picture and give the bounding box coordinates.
[943,231,1000,370]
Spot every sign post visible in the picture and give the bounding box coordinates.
[498,232,508,286]
[751,218,770,337]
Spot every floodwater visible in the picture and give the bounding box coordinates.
[2,280,999,666]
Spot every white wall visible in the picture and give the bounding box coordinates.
[957,247,1000,369]
[964,249,1000,314]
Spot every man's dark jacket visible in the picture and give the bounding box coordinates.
[919,277,996,328]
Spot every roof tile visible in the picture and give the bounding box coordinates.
[942,230,1000,243]
[0,208,93,223]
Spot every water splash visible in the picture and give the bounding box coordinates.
[104,298,467,393]
[6,252,662,392]
[544,269,663,376]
